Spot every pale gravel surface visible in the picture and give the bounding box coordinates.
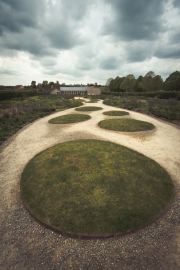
[1,98,180,269]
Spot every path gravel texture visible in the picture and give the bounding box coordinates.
[1,99,180,269]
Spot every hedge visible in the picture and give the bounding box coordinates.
[102,91,180,100]
[0,90,51,101]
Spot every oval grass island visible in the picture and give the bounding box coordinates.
[98,118,155,132]
[48,114,90,124]
[20,140,174,238]
[103,110,129,116]
[75,106,103,111]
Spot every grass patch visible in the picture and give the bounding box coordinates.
[103,110,129,116]
[21,139,173,235]
[75,106,103,111]
[98,119,155,132]
[48,114,90,124]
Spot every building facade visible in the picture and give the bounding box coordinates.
[50,86,101,95]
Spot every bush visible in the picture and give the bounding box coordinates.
[0,90,37,101]
[102,91,180,100]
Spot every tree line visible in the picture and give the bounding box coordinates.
[106,71,180,92]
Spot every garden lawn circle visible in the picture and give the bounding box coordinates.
[21,139,174,236]
[103,110,129,116]
[75,106,103,111]
[48,114,90,124]
[98,119,155,132]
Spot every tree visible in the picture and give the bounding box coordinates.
[109,78,114,92]
[31,81,36,88]
[105,78,113,87]
[151,75,163,91]
[133,75,143,92]
[120,74,136,92]
[174,76,180,91]
[49,82,55,88]
[145,71,156,78]
[163,71,180,91]
[139,71,156,92]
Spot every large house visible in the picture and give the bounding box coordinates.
[50,86,101,95]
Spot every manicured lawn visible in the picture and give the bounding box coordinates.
[21,140,173,235]
[75,106,103,111]
[103,111,129,116]
[98,119,155,132]
[48,114,90,124]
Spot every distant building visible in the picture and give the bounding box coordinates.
[14,85,24,90]
[50,86,101,95]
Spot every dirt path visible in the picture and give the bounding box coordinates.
[1,99,180,269]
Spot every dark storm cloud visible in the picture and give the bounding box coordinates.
[101,0,168,41]
[155,28,180,59]
[0,29,55,57]
[126,43,153,62]
[173,0,180,9]
[0,0,91,58]
[0,0,43,35]
[155,46,180,59]
[99,57,119,70]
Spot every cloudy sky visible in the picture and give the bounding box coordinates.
[0,0,180,86]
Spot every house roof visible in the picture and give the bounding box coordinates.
[60,87,87,91]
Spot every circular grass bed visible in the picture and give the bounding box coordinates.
[75,106,103,111]
[48,114,90,124]
[21,140,174,236]
[103,110,129,116]
[98,119,155,132]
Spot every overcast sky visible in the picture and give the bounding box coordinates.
[0,0,180,86]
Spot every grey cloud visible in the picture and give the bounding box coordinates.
[101,0,168,41]
[1,29,55,57]
[0,0,90,59]
[0,0,44,35]
[173,0,180,9]
[155,46,180,59]
[99,57,119,70]
[126,42,154,62]
[46,24,81,50]
[0,68,18,75]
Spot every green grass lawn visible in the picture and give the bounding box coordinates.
[48,114,90,124]
[103,111,129,116]
[21,139,174,235]
[75,106,103,111]
[98,119,155,132]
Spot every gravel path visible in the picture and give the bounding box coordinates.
[1,99,180,269]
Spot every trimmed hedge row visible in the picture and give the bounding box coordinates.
[102,91,180,100]
[0,90,51,101]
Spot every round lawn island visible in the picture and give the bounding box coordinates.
[48,114,90,124]
[98,118,155,132]
[21,140,174,238]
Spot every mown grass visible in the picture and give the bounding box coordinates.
[103,111,129,116]
[0,95,83,145]
[98,119,155,132]
[21,139,174,235]
[75,106,103,111]
[48,114,90,124]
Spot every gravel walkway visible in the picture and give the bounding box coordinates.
[1,99,180,269]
